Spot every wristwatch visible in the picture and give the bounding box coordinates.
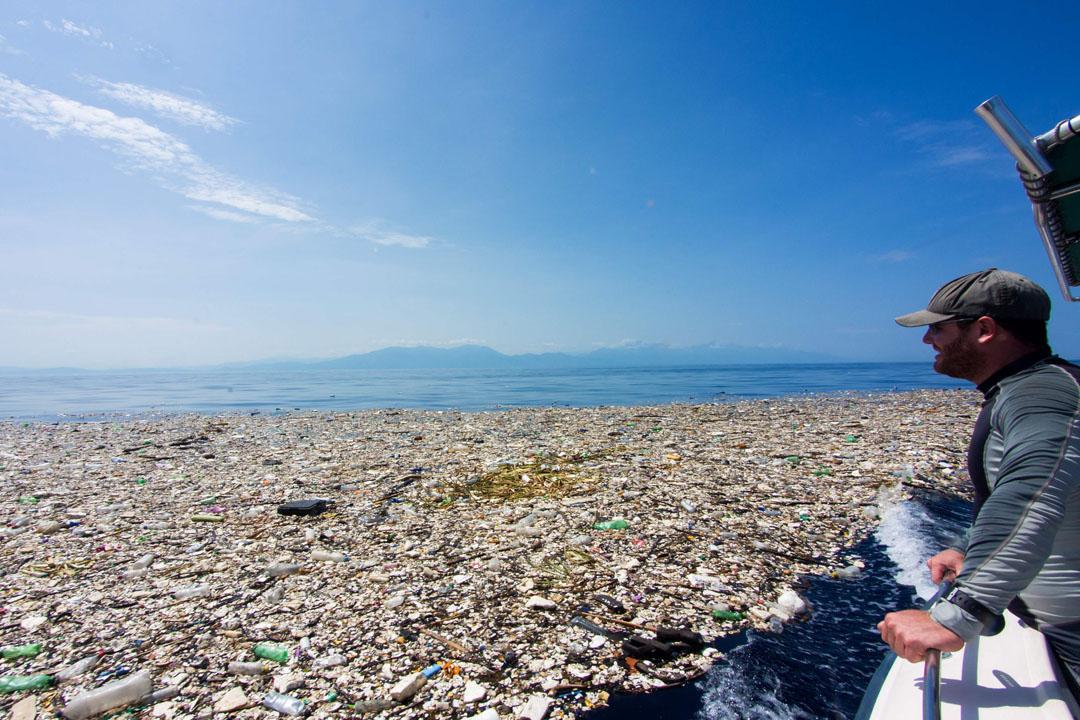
[944,586,1005,636]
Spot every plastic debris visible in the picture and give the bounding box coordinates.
[60,670,152,720]
[277,499,331,516]
[0,390,975,718]
[253,642,290,664]
[0,674,53,693]
[262,691,306,715]
[0,643,41,659]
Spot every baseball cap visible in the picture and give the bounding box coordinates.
[895,268,1051,327]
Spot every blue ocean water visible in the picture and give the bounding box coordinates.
[0,362,966,420]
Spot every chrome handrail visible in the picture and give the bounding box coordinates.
[922,580,955,720]
[923,647,943,720]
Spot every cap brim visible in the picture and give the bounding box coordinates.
[894,309,955,327]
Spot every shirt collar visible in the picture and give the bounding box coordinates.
[976,348,1054,397]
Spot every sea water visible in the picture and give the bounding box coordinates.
[0,362,966,420]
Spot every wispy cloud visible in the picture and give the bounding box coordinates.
[188,205,260,223]
[350,223,433,249]
[871,249,914,263]
[0,34,26,56]
[894,118,993,168]
[0,73,312,223]
[43,18,114,49]
[85,77,239,131]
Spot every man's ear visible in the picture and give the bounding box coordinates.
[973,316,999,345]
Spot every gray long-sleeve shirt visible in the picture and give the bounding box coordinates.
[930,353,1080,681]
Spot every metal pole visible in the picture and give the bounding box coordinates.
[975,96,1053,178]
[923,648,942,720]
[1037,113,1080,149]
[921,580,954,720]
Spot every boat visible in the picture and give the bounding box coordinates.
[855,607,1077,719]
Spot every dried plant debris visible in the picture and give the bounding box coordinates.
[0,390,976,718]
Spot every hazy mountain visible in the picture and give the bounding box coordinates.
[310,343,837,369]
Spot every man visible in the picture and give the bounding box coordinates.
[878,268,1080,692]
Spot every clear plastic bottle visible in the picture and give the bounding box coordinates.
[228,661,266,675]
[310,550,346,562]
[267,563,302,578]
[172,584,211,600]
[140,686,180,704]
[56,655,100,682]
[262,691,307,715]
[312,654,345,669]
[60,670,152,720]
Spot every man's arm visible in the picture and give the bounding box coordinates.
[934,369,1080,641]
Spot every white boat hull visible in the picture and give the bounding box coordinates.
[858,610,1076,719]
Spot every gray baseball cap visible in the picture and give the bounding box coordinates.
[895,268,1051,327]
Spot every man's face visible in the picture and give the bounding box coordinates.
[923,319,981,380]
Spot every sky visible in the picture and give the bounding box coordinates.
[2,2,1080,369]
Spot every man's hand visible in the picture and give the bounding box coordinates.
[928,548,964,584]
[877,609,965,663]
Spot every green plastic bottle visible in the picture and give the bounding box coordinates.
[711,610,745,621]
[593,519,629,530]
[0,674,53,693]
[253,643,290,664]
[1,644,41,660]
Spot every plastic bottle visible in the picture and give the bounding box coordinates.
[353,699,394,712]
[60,670,152,720]
[593,519,629,530]
[0,674,53,693]
[253,643,290,664]
[228,661,266,675]
[56,655,100,682]
[711,609,745,621]
[311,550,346,562]
[312,654,344,669]
[266,563,302,578]
[0,643,41,659]
[172,584,211,600]
[140,686,180,704]
[262,691,307,715]
[190,514,223,523]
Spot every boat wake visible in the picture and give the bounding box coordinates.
[874,489,938,600]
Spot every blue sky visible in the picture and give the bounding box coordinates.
[2,2,1079,368]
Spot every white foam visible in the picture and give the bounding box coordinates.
[874,494,936,600]
[697,643,810,720]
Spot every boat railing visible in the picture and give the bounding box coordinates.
[922,580,954,720]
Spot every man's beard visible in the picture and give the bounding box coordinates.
[933,333,982,380]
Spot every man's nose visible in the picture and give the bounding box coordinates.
[922,329,933,345]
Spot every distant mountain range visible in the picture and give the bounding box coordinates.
[0,343,843,373]
[221,343,839,371]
